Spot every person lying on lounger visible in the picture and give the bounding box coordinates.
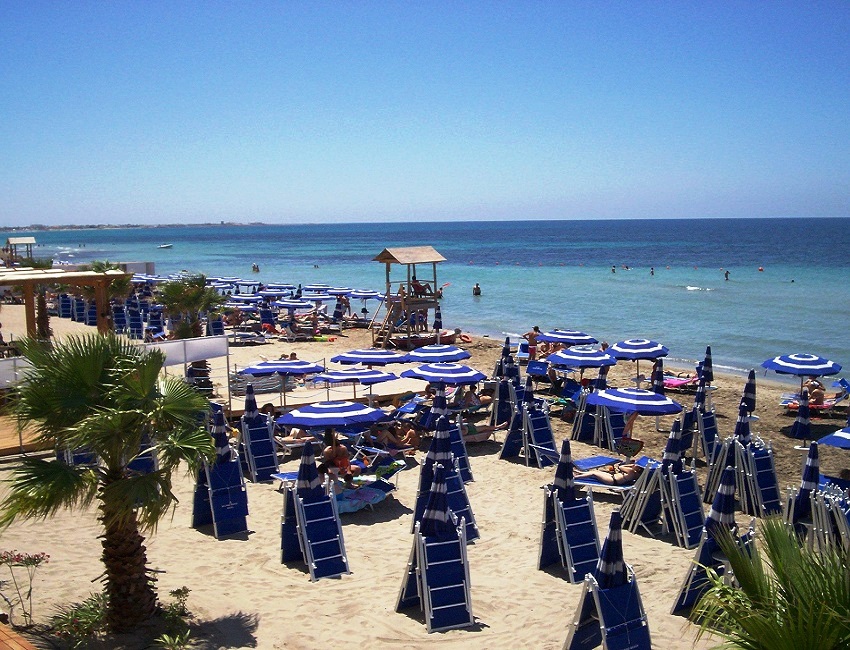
[460,384,493,409]
[318,428,360,486]
[573,461,643,486]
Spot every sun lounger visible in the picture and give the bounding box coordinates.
[663,375,699,391]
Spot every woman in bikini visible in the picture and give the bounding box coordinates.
[574,462,643,486]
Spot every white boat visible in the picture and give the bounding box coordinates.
[158,244,173,249]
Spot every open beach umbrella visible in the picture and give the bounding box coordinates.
[349,289,383,300]
[733,400,752,446]
[210,407,232,464]
[277,401,387,428]
[327,287,352,296]
[432,304,443,332]
[313,367,398,403]
[702,346,714,384]
[295,436,325,501]
[547,346,617,369]
[552,439,575,502]
[419,462,452,538]
[789,390,811,440]
[240,360,325,376]
[610,338,669,385]
[273,298,315,310]
[243,384,260,420]
[593,510,628,589]
[330,348,408,366]
[761,353,842,378]
[705,467,737,540]
[407,344,471,363]
[586,388,683,415]
[402,362,486,385]
[742,369,757,414]
[661,419,683,475]
[792,442,819,523]
[303,283,332,292]
[817,427,850,450]
[265,283,296,291]
[536,329,598,346]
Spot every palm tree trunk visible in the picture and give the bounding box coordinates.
[99,499,157,631]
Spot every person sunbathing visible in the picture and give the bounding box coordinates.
[574,462,643,486]
[318,428,360,486]
[460,385,492,409]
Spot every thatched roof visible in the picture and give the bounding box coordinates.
[372,246,446,265]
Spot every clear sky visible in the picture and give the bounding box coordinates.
[2,2,849,225]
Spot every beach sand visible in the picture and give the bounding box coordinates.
[0,305,847,649]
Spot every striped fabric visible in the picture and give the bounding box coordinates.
[594,510,628,589]
[552,439,575,502]
[295,438,324,500]
[742,369,757,413]
[420,462,452,538]
[210,408,232,463]
[243,384,259,420]
[789,390,811,440]
[733,400,752,446]
[705,466,736,540]
[661,419,683,474]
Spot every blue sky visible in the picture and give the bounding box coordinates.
[2,2,849,225]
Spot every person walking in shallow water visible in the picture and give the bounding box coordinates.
[472,283,481,296]
[724,270,730,281]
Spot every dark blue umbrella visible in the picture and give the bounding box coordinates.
[742,369,757,414]
[661,419,683,474]
[792,442,819,522]
[586,388,683,415]
[733,400,752,446]
[330,348,408,365]
[407,344,471,363]
[210,407,232,463]
[817,427,850,449]
[402,362,486,385]
[432,381,449,418]
[547,346,617,369]
[240,360,325,376]
[705,466,736,540]
[277,401,387,427]
[593,510,628,589]
[610,338,669,360]
[504,354,521,386]
[523,374,535,406]
[327,287,353,296]
[552,439,575,501]
[537,329,598,346]
[314,368,399,403]
[419,462,452,538]
[433,304,443,331]
[418,414,455,496]
[789,390,811,440]
[303,283,332,292]
[651,358,665,395]
[295,437,324,500]
[494,336,511,378]
[762,353,842,377]
[501,336,511,359]
[702,346,714,384]
[692,378,707,413]
[243,383,260,420]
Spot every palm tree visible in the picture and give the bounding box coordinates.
[692,517,850,650]
[156,274,226,339]
[0,334,214,632]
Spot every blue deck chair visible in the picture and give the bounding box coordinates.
[192,459,249,538]
[489,378,513,427]
[56,446,97,466]
[58,294,72,318]
[207,317,226,336]
[526,359,551,390]
[620,463,664,537]
[127,309,144,339]
[498,408,526,461]
[240,415,279,483]
[660,468,705,548]
[85,302,98,326]
[736,440,781,517]
[524,407,557,467]
[111,304,128,333]
[539,487,601,583]
[680,408,697,456]
[695,410,720,462]
[72,297,86,322]
[594,406,626,450]
[571,392,596,443]
[515,341,530,364]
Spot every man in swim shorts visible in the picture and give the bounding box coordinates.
[523,326,540,360]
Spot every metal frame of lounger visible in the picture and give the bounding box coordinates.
[659,466,705,549]
[592,406,625,451]
[571,391,596,443]
[192,458,249,538]
[411,458,480,543]
[620,465,664,538]
[240,415,279,483]
[538,486,601,584]
[523,408,557,468]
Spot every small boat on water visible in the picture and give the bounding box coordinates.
[158,244,173,249]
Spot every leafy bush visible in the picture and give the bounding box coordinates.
[51,592,108,648]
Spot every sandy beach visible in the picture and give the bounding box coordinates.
[1,305,847,649]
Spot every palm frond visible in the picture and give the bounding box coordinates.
[99,470,179,533]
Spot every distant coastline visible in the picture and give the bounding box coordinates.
[4,222,266,232]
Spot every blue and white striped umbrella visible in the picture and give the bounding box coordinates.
[536,329,598,345]
[501,336,511,359]
[420,462,452,538]
[330,348,408,365]
[432,304,443,331]
[733,400,752,446]
[402,362,486,385]
[651,358,665,395]
[762,353,842,377]
[302,292,335,302]
[494,336,511,378]
[273,298,315,310]
[418,414,455,498]
[407,344,471,363]
[303,283,332,292]
[693,378,707,413]
[257,288,291,298]
[586,388,683,415]
[243,384,260,420]
[789,390,811,440]
[210,407,232,464]
[265,283,296,291]
[523,374,535,405]
[594,510,628,589]
[742,369,757,414]
[504,354,521,385]
[295,435,324,500]
[332,297,345,322]
[792,442,819,522]
[609,339,669,360]
[276,401,387,427]
[817,427,850,449]
[661,419,683,475]
[327,287,353,296]
[240,360,325,376]
[705,466,737,540]
[314,368,398,385]
[349,289,383,300]
[432,381,449,418]
[547,346,617,369]
[552,439,575,502]
[597,364,610,389]
[702,346,714,384]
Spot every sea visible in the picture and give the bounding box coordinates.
[9,217,850,383]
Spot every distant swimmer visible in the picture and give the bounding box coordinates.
[758,267,764,272]
[611,266,616,274]
[472,282,481,296]
[650,267,655,276]
[252,263,260,273]
[724,270,730,281]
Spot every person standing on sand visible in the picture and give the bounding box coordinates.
[523,326,540,360]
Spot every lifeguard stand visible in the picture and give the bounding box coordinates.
[371,246,445,349]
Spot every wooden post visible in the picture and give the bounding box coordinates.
[22,283,36,337]
[94,280,111,334]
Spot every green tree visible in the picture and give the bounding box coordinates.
[78,260,133,304]
[156,274,226,339]
[0,334,214,632]
[692,517,850,650]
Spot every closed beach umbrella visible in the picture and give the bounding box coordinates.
[661,419,683,475]
[705,467,737,540]
[692,378,707,413]
[523,374,535,405]
[494,336,511,378]
[547,346,617,369]
[243,383,260,420]
[816,427,850,449]
[433,304,443,331]
[265,283,296,291]
[210,407,231,463]
[742,369,757,414]
[702,346,714,384]
[586,387,683,415]
[504,354,521,385]
[295,437,324,501]
[420,462,452,538]
[552,439,575,502]
[277,401,387,428]
[330,348,408,366]
[789,390,811,440]
[594,510,628,589]
[407,344,471,363]
[651,359,665,395]
[792,442,819,523]
[733,400,752,446]
[536,329,598,346]
[417,415,455,507]
[402,362,486,385]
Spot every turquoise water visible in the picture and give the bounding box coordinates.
[9,218,850,378]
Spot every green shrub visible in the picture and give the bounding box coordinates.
[51,592,108,648]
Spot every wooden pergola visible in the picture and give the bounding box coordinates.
[0,268,131,336]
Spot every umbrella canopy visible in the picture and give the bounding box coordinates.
[702,346,714,384]
[327,287,353,296]
[349,289,383,300]
[303,283,332,292]
[295,436,325,500]
[273,298,315,310]
[817,427,850,449]
[733,400,752,446]
[705,466,737,540]
[762,353,842,377]
[789,390,811,440]
[661,419,683,474]
[330,348,408,365]
[265,283,296,291]
[402,362,486,385]
[547,346,617,369]
[651,358,665,395]
[240,360,325,376]
[407,344,471,363]
[419,462,452,538]
[243,384,260,420]
[593,510,628,589]
[552,439,575,501]
[433,304,443,331]
[277,401,387,428]
[586,388,683,415]
[609,339,669,360]
[742,369,757,414]
[792,442,819,522]
[536,329,598,345]
[210,407,231,463]
[314,368,398,386]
